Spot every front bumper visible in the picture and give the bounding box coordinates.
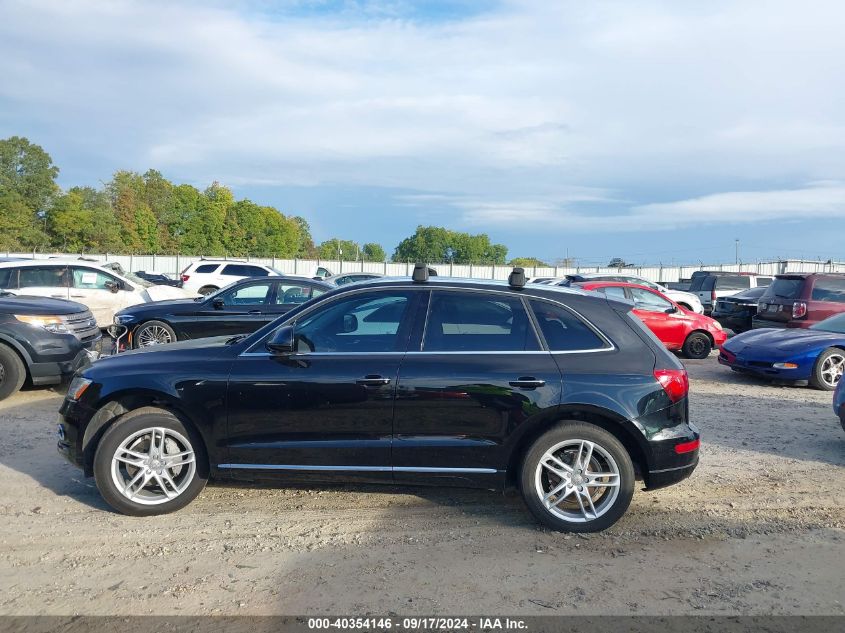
[29,336,102,386]
[717,349,811,382]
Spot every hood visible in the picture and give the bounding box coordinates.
[0,295,87,316]
[117,298,198,317]
[145,285,199,301]
[726,327,844,352]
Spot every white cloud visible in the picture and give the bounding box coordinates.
[1,0,845,230]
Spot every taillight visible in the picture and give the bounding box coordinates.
[792,301,807,319]
[181,274,190,282]
[711,290,717,304]
[654,368,689,403]
[674,438,700,454]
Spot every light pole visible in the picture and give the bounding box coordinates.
[735,239,739,266]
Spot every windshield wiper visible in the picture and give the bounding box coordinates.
[225,334,248,345]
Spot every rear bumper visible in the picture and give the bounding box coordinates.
[645,458,698,490]
[641,420,700,490]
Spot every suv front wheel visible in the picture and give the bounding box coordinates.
[520,422,634,532]
[93,407,207,516]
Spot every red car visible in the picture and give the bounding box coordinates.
[575,281,727,359]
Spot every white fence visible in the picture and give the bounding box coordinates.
[5,252,845,283]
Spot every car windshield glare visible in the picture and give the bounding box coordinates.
[810,313,845,334]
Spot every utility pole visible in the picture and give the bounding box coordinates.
[735,239,739,265]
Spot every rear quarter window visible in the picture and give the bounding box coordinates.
[529,299,609,351]
[195,264,219,274]
[811,277,845,303]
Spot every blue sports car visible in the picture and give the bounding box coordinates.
[718,313,845,390]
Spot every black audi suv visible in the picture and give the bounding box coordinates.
[58,267,699,532]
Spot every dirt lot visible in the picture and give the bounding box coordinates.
[0,355,843,616]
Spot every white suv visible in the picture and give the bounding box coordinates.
[180,260,284,295]
[0,259,195,327]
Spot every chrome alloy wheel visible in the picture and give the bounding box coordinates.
[110,427,196,505]
[534,439,621,523]
[136,324,173,347]
[820,353,845,388]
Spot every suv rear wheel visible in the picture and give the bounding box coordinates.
[0,344,26,401]
[520,422,634,532]
[93,407,207,516]
[810,348,845,391]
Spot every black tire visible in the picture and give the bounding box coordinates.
[198,285,218,296]
[809,347,845,391]
[0,344,26,401]
[682,331,712,359]
[520,422,635,533]
[93,407,208,516]
[133,320,177,349]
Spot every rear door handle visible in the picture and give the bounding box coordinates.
[356,375,391,386]
[248,310,262,315]
[509,377,546,389]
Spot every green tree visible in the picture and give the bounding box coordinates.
[318,238,360,260]
[0,190,49,250]
[509,257,549,267]
[293,216,318,258]
[46,187,122,252]
[0,136,59,213]
[361,242,386,261]
[393,226,507,264]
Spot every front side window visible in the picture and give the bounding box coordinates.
[19,266,68,288]
[811,277,845,303]
[71,267,117,290]
[220,282,273,305]
[292,291,414,353]
[275,283,326,304]
[529,300,608,351]
[422,291,539,352]
[629,287,673,312]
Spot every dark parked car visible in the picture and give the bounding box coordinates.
[0,295,101,400]
[712,286,768,333]
[59,269,699,532]
[753,273,845,329]
[133,271,183,288]
[327,272,385,286]
[719,312,845,390]
[834,378,844,432]
[113,276,332,349]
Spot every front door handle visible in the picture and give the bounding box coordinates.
[356,375,391,386]
[509,377,546,389]
[247,310,262,315]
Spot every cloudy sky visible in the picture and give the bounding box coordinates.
[2,0,844,264]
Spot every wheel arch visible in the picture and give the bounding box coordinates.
[687,328,715,346]
[505,405,650,487]
[0,335,33,380]
[81,389,212,477]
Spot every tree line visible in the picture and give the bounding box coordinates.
[0,136,552,266]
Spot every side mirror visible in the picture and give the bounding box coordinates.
[266,325,295,355]
[665,306,678,314]
[105,280,120,293]
[342,313,358,333]
[213,298,225,309]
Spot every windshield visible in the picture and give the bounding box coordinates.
[196,280,241,301]
[763,277,803,300]
[101,261,154,288]
[810,313,845,334]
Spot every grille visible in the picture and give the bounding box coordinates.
[62,310,100,341]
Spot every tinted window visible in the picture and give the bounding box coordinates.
[715,275,750,291]
[630,287,673,311]
[195,264,219,273]
[220,282,272,305]
[71,267,116,289]
[811,277,845,303]
[530,300,607,351]
[275,283,326,305]
[764,278,804,300]
[423,292,539,352]
[222,264,269,277]
[0,268,18,289]
[293,291,413,353]
[19,266,68,288]
[756,277,773,286]
[812,313,845,333]
[689,273,708,291]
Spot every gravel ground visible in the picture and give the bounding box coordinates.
[0,354,843,616]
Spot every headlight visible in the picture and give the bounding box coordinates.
[14,314,71,334]
[67,376,92,401]
[113,314,136,324]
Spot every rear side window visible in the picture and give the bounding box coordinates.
[423,292,540,352]
[715,275,750,291]
[811,277,845,303]
[195,264,219,273]
[529,300,608,351]
[19,266,68,288]
[0,268,18,289]
[222,264,269,277]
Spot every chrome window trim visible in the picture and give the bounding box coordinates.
[217,464,497,474]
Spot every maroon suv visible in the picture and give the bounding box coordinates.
[752,273,845,329]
